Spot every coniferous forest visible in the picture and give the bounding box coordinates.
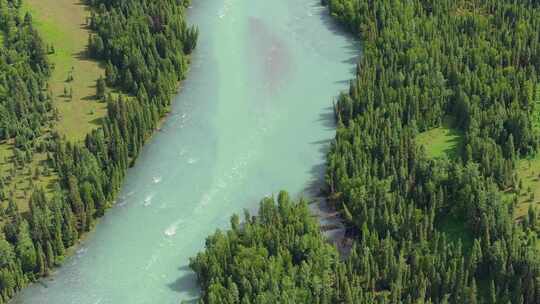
[2,0,540,302]
[0,0,197,302]
[191,1,540,303]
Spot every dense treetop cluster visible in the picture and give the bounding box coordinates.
[191,193,341,304]
[0,0,50,147]
[192,1,540,303]
[0,0,197,302]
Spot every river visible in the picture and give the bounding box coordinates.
[13,0,358,303]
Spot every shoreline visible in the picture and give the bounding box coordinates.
[8,42,196,304]
[310,195,352,258]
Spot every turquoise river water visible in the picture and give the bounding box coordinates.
[14,0,358,303]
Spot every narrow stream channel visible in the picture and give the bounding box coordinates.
[14,0,358,303]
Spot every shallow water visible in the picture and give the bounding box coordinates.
[14,0,358,303]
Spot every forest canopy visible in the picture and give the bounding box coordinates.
[192,0,540,303]
[0,0,197,302]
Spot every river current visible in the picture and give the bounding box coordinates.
[14,0,358,303]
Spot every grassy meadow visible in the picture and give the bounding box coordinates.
[23,0,107,142]
[515,155,540,219]
[416,117,464,159]
[0,0,106,211]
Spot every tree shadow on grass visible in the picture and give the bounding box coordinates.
[73,48,108,70]
[418,117,465,160]
[74,0,94,18]
[440,126,464,159]
[81,94,98,101]
[442,132,464,159]
[73,49,93,64]
[89,116,104,127]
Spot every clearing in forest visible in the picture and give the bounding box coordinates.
[0,143,57,212]
[515,155,540,219]
[0,0,106,211]
[515,84,540,218]
[416,118,464,159]
[23,0,107,142]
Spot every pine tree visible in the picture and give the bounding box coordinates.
[96,76,106,99]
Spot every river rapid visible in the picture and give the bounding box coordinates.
[13,0,358,303]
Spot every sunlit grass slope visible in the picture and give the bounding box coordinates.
[416,117,464,159]
[0,0,106,211]
[23,0,107,141]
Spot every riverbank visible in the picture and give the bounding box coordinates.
[12,1,359,302]
[3,1,198,303]
[310,197,353,258]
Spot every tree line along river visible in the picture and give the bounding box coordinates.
[13,0,358,303]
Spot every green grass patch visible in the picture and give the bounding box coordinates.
[514,154,540,219]
[531,83,540,132]
[0,0,105,209]
[416,117,463,159]
[22,0,107,142]
[0,140,58,213]
[511,84,540,218]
